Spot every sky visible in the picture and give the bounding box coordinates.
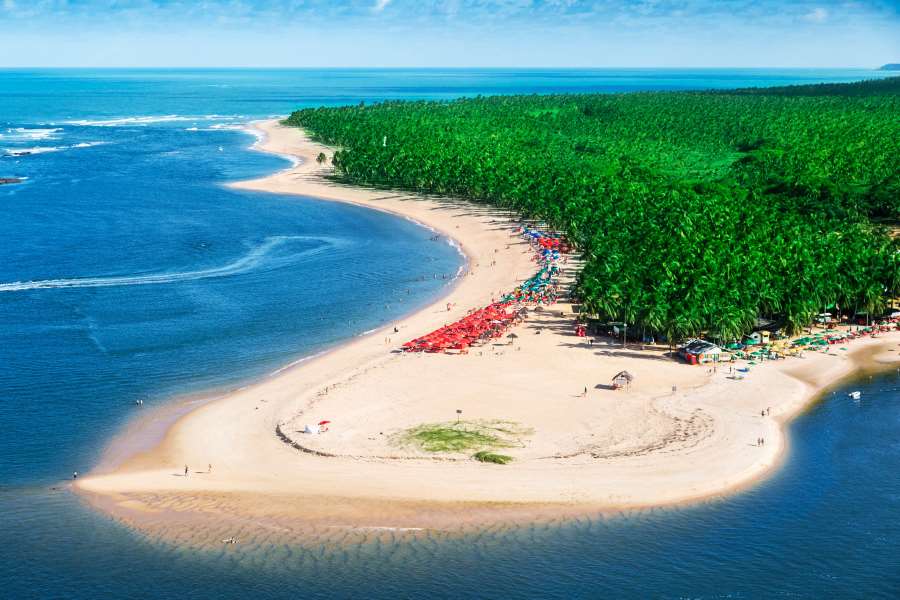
[0,0,897,68]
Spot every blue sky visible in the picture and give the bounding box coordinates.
[1,1,897,67]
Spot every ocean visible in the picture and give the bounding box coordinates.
[1,68,898,598]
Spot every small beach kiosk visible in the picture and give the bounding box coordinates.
[679,340,721,365]
[744,331,770,346]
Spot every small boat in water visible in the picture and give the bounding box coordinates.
[849,391,861,400]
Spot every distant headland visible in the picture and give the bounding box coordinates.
[878,63,900,71]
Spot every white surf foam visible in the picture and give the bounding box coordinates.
[66,114,242,127]
[0,127,62,141]
[3,146,61,156]
[4,141,106,156]
[268,349,330,376]
[66,115,189,126]
[445,236,464,257]
[186,123,259,136]
[0,235,330,293]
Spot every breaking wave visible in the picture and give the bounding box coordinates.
[3,141,107,157]
[0,235,333,293]
[3,146,62,156]
[65,114,244,127]
[0,127,62,141]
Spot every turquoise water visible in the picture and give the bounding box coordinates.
[2,69,898,598]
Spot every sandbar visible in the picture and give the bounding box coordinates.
[75,120,900,542]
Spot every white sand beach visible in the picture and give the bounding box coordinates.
[75,120,900,541]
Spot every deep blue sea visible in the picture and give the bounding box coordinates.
[2,69,898,599]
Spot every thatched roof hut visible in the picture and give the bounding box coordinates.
[612,370,634,389]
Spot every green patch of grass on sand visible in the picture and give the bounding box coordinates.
[473,451,514,464]
[391,420,532,454]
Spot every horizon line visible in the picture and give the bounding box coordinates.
[0,65,892,70]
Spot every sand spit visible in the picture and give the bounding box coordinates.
[75,120,900,547]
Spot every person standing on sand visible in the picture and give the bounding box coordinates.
[184,465,189,477]
[208,464,212,474]
[73,471,78,480]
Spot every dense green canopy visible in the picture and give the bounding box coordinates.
[286,78,900,341]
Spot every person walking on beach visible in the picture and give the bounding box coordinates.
[73,471,78,480]
[208,463,212,474]
[184,465,189,477]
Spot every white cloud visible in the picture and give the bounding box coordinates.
[374,0,392,12]
[803,7,829,23]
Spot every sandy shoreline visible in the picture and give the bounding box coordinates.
[75,119,900,542]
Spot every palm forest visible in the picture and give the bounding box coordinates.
[286,77,900,343]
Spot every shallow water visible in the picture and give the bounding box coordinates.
[2,69,898,598]
[3,372,899,599]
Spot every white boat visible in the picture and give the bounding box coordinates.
[848,391,861,400]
